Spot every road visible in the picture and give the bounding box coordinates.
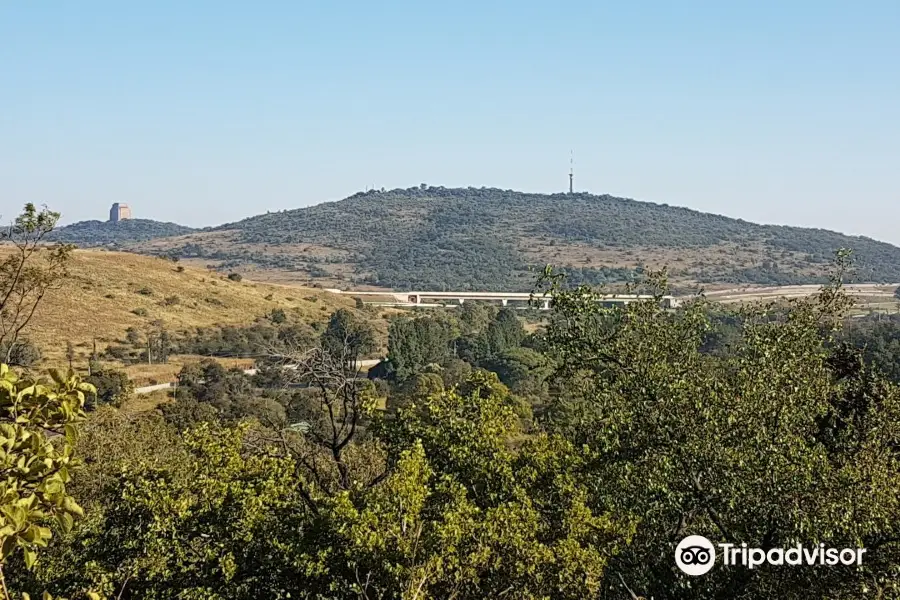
[134,359,382,395]
[702,283,899,303]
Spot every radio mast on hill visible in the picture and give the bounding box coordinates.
[568,150,574,194]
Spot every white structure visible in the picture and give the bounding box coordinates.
[326,289,680,310]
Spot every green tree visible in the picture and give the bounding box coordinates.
[0,364,94,588]
[320,309,376,367]
[536,260,900,599]
[387,316,453,380]
[480,307,525,357]
[84,368,135,408]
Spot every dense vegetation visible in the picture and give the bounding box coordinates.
[140,186,900,290]
[2,204,899,599]
[47,219,196,246]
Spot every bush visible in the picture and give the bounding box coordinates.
[163,295,180,306]
[136,287,154,296]
[0,340,42,367]
[132,307,149,317]
[227,273,242,282]
[269,308,287,324]
[85,368,135,408]
[176,265,185,273]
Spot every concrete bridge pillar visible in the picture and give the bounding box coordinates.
[542,299,550,310]
[501,299,508,306]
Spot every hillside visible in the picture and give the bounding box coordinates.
[17,249,359,368]
[119,187,900,291]
[48,218,198,246]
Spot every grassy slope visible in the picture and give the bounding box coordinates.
[21,248,357,369]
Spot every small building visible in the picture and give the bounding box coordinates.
[109,203,133,222]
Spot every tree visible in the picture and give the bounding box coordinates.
[85,368,135,408]
[480,346,552,398]
[536,259,900,599]
[479,307,525,358]
[387,316,453,380]
[895,285,900,300]
[320,309,376,368]
[0,204,71,363]
[0,364,94,588]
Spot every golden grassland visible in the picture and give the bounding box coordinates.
[121,355,257,387]
[15,248,357,367]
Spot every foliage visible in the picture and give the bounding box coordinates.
[535,259,900,599]
[386,316,454,381]
[84,368,134,408]
[227,273,242,282]
[268,308,287,324]
[0,364,93,577]
[320,309,377,365]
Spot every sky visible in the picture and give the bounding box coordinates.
[2,1,899,242]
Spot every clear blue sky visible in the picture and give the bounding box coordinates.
[2,1,898,242]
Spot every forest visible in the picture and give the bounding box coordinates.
[2,205,899,599]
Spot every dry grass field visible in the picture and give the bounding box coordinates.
[14,248,356,367]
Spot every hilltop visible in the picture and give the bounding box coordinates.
[17,249,360,369]
[110,187,900,291]
[48,218,198,246]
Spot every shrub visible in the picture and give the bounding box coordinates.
[85,368,135,408]
[132,307,149,317]
[136,287,153,296]
[163,295,180,306]
[0,340,42,367]
[176,265,185,273]
[227,273,242,282]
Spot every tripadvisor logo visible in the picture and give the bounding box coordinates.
[675,536,867,576]
[676,536,716,575]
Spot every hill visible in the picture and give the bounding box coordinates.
[119,187,900,291]
[16,249,361,369]
[48,218,198,246]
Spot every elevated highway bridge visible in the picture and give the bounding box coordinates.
[326,289,680,310]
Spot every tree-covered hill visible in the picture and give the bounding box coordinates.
[127,186,900,290]
[49,218,197,246]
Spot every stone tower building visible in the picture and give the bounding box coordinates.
[109,203,133,222]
